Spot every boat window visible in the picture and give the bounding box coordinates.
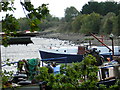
[99,50,101,52]
[64,50,66,52]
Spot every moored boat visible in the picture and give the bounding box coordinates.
[39,46,120,63]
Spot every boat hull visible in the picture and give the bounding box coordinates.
[39,46,120,63]
[39,50,83,63]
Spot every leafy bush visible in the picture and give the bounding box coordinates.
[34,54,119,89]
[109,79,120,89]
[34,67,49,82]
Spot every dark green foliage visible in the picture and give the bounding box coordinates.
[60,5,119,35]
[34,55,119,89]
[35,54,99,89]
[2,14,19,34]
[2,1,119,35]
[35,67,49,82]
[1,59,14,88]
[81,2,100,15]
[80,13,101,34]
[17,14,60,31]
[98,84,107,89]
[71,15,83,32]
[100,12,116,35]
[38,14,60,31]
[20,2,49,32]
[109,79,120,89]
[117,12,120,36]
[18,18,30,31]
[79,80,98,89]
[2,1,49,33]
[81,1,119,16]
[2,14,19,47]
[65,6,80,22]
[58,1,119,35]
[1,1,49,46]
[112,16,119,35]
[104,19,113,34]
[1,1,16,11]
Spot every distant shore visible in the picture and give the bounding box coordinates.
[37,32,119,46]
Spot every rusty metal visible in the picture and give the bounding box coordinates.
[90,33,113,52]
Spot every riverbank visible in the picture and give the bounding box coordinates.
[37,32,119,46]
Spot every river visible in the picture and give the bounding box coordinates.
[1,37,76,72]
[1,37,120,73]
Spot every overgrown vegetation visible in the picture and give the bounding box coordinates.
[1,1,120,36]
[1,0,120,89]
[15,1,120,36]
[1,1,49,46]
[1,0,49,88]
[34,54,120,89]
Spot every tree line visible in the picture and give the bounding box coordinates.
[17,1,120,36]
[60,1,120,36]
[81,1,120,16]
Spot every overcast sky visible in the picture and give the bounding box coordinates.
[1,0,120,19]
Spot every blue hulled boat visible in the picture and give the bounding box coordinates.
[39,46,120,63]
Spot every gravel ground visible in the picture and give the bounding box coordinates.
[37,32,120,46]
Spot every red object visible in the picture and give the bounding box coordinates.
[90,33,112,52]
[77,46,86,55]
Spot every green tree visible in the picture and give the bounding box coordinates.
[81,1,119,16]
[81,2,100,14]
[1,0,49,46]
[38,14,60,31]
[102,1,118,15]
[80,12,101,34]
[112,16,118,35]
[71,15,84,32]
[100,12,116,35]
[117,11,120,36]
[65,6,80,22]
[18,17,30,31]
[1,0,49,88]
[46,54,99,89]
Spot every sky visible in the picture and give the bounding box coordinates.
[0,0,120,19]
